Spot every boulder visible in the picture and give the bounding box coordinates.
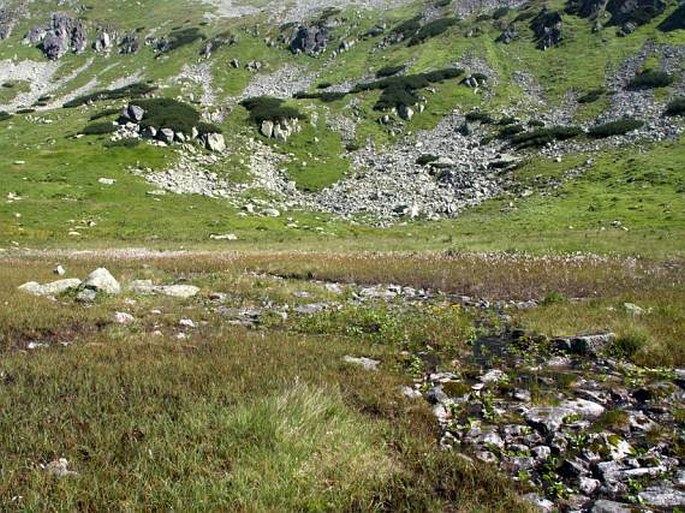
[18,279,82,296]
[343,355,380,371]
[158,128,175,144]
[127,104,145,122]
[204,133,225,152]
[260,120,274,138]
[290,26,329,55]
[591,500,633,513]
[83,268,121,295]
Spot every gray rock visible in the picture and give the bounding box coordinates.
[426,386,448,404]
[260,120,274,139]
[83,268,121,295]
[114,312,135,325]
[159,285,200,299]
[343,355,380,371]
[522,493,555,512]
[45,458,78,478]
[295,303,328,314]
[638,486,685,507]
[591,500,633,513]
[53,264,66,276]
[18,279,82,296]
[159,128,175,144]
[579,476,600,495]
[570,333,616,356]
[76,289,97,303]
[204,133,226,152]
[127,104,145,122]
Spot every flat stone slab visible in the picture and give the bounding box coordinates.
[18,279,82,296]
[129,280,200,298]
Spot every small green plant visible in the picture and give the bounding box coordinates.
[610,330,648,359]
[541,290,568,305]
[665,97,685,116]
[588,117,644,138]
[627,69,674,90]
[81,121,116,135]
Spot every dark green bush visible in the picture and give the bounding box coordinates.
[578,88,606,104]
[391,15,423,38]
[317,82,332,89]
[196,122,223,135]
[665,97,685,116]
[376,65,405,78]
[90,108,120,121]
[609,332,647,359]
[588,117,644,138]
[16,108,35,114]
[416,154,439,165]
[0,111,12,121]
[434,0,452,7]
[104,138,140,148]
[135,98,201,134]
[37,94,52,102]
[2,81,14,88]
[492,6,510,19]
[63,83,156,108]
[351,68,463,110]
[293,91,347,102]
[158,27,205,54]
[510,126,583,148]
[240,96,305,124]
[408,17,458,46]
[528,119,545,128]
[345,142,361,152]
[81,121,116,135]
[497,124,525,139]
[465,110,494,123]
[627,69,674,90]
[498,116,518,125]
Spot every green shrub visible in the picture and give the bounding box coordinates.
[345,142,361,152]
[627,69,674,90]
[135,98,201,134]
[63,83,156,108]
[293,91,347,102]
[16,108,35,114]
[610,331,647,359]
[492,6,510,19]
[408,17,458,46]
[376,65,405,78]
[541,290,568,305]
[351,68,462,111]
[528,119,545,128]
[158,27,205,54]
[240,96,305,124]
[578,88,606,104]
[588,117,644,138]
[498,116,518,125]
[510,126,583,148]
[434,0,452,7]
[0,111,12,121]
[316,82,332,89]
[465,110,493,123]
[497,124,525,139]
[196,122,223,135]
[37,94,52,102]
[665,97,685,116]
[2,81,14,88]
[81,121,116,135]
[90,108,120,121]
[391,15,423,39]
[416,154,439,165]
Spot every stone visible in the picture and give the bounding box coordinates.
[83,268,121,295]
[179,318,196,328]
[591,500,633,513]
[262,208,281,217]
[638,486,685,508]
[45,458,78,478]
[295,303,328,314]
[343,355,380,371]
[18,279,81,296]
[579,476,601,495]
[532,445,551,460]
[480,369,508,384]
[204,133,226,152]
[98,178,117,185]
[209,233,238,241]
[260,120,274,139]
[570,333,615,356]
[76,289,97,303]
[398,104,414,121]
[426,386,448,404]
[159,128,175,144]
[513,388,532,402]
[401,386,422,399]
[524,406,574,434]
[559,398,605,418]
[53,264,66,276]
[114,312,135,325]
[522,493,554,512]
[160,285,200,299]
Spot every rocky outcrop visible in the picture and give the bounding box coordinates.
[290,26,329,55]
[530,9,563,50]
[260,118,301,142]
[29,12,89,60]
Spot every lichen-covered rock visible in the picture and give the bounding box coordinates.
[290,26,329,55]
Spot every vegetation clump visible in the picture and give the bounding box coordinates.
[665,97,685,116]
[157,27,205,54]
[510,126,583,148]
[81,121,116,135]
[63,83,156,108]
[90,108,120,121]
[627,69,674,90]
[588,117,644,138]
[240,96,305,124]
[390,15,423,39]
[416,154,439,165]
[408,17,458,46]
[294,91,347,102]
[352,68,462,110]
[578,88,606,104]
[376,65,405,78]
[134,98,211,134]
[0,110,12,121]
[465,110,494,123]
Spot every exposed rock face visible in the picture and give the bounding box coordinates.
[496,25,518,44]
[94,31,112,52]
[290,26,329,55]
[83,268,121,295]
[260,118,301,142]
[606,0,666,28]
[119,32,139,54]
[530,9,563,50]
[32,12,89,60]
